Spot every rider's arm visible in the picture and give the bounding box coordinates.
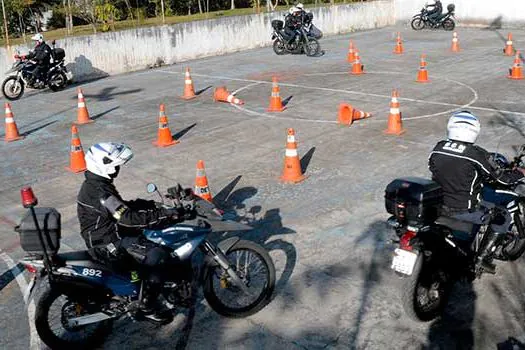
[472,146,525,185]
[100,194,181,228]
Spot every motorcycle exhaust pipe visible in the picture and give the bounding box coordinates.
[67,312,115,327]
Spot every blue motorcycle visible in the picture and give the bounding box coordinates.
[17,184,276,349]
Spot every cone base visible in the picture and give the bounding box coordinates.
[416,79,430,83]
[384,129,406,136]
[153,140,179,147]
[267,106,286,112]
[5,135,24,142]
[181,94,197,100]
[75,119,95,125]
[451,49,460,53]
[508,75,524,80]
[65,166,86,173]
[280,174,306,184]
[350,72,365,75]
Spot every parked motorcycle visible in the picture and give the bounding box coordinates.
[2,40,72,100]
[271,18,321,56]
[385,145,525,322]
[411,3,456,31]
[17,184,276,349]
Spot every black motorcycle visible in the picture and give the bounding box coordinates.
[18,184,276,349]
[385,145,525,322]
[271,18,321,56]
[411,3,456,31]
[2,40,72,100]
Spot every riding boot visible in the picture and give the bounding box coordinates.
[477,231,503,274]
[139,281,173,324]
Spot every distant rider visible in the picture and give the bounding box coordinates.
[425,0,443,24]
[26,34,52,87]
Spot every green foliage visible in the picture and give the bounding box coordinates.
[95,1,121,31]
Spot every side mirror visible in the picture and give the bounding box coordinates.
[146,183,157,194]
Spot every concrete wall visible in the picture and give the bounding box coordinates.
[395,0,525,25]
[0,1,395,81]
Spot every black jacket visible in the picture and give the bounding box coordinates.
[27,42,52,66]
[77,171,179,248]
[429,140,524,211]
[427,1,443,15]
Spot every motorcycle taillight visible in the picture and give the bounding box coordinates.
[395,201,407,221]
[399,231,417,251]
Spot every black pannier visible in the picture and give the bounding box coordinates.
[272,20,284,31]
[447,4,455,13]
[52,48,65,61]
[385,177,443,226]
[16,207,61,255]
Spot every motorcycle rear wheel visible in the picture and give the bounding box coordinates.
[48,72,68,92]
[411,17,426,30]
[2,76,24,100]
[273,40,287,55]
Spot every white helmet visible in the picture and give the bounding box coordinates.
[289,7,298,14]
[31,33,44,43]
[296,3,304,9]
[85,142,133,179]
[447,111,481,144]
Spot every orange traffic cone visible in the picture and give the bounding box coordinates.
[4,103,23,142]
[384,89,405,135]
[351,51,365,75]
[337,103,372,126]
[416,54,430,83]
[504,33,514,56]
[347,40,357,63]
[214,86,244,105]
[65,125,87,173]
[267,77,286,112]
[280,128,306,184]
[508,51,524,80]
[451,32,460,52]
[76,88,94,124]
[181,67,197,100]
[394,33,404,54]
[152,104,178,147]
[194,160,212,202]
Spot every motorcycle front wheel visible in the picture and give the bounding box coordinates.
[48,72,68,92]
[203,239,276,318]
[35,285,113,350]
[2,76,24,100]
[411,17,426,30]
[304,38,321,57]
[273,39,287,55]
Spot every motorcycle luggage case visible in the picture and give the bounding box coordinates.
[52,48,65,61]
[16,208,61,255]
[385,177,443,226]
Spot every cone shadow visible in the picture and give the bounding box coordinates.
[173,123,197,141]
[282,95,293,107]
[91,106,120,121]
[21,120,57,137]
[300,147,316,174]
[196,86,212,96]
[214,175,243,205]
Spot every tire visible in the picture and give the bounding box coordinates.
[2,76,24,100]
[411,17,426,30]
[48,72,67,92]
[502,212,525,261]
[203,240,276,318]
[304,38,320,57]
[442,18,455,31]
[273,40,286,55]
[35,285,112,350]
[400,253,452,322]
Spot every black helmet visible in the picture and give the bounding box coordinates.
[447,4,455,12]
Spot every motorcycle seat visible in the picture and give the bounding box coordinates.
[435,216,475,234]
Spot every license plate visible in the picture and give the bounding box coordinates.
[391,248,418,275]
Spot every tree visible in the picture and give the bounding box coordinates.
[95,1,120,31]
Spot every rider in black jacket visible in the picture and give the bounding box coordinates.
[284,5,304,45]
[26,33,52,86]
[426,0,443,24]
[429,111,525,273]
[77,142,191,323]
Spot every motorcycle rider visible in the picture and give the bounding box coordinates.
[428,111,525,273]
[425,0,443,24]
[284,5,303,45]
[77,142,194,323]
[26,33,52,87]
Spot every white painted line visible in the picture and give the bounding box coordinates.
[0,250,41,350]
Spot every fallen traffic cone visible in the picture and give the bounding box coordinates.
[337,103,372,126]
[504,33,515,56]
[351,51,365,75]
[267,77,286,112]
[4,103,23,142]
[451,32,460,52]
[508,51,524,80]
[181,67,197,100]
[416,54,430,83]
[384,89,405,135]
[280,128,306,184]
[347,40,357,63]
[194,160,212,202]
[152,104,178,147]
[394,33,404,54]
[214,86,244,105]
[76,88,94,125]
[65,125,87,173]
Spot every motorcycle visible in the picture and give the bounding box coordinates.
[17,184,276,349]
[385,145,525,322]
[2,40,73,100]
[411,3,456,31]
[271,17,321,56]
